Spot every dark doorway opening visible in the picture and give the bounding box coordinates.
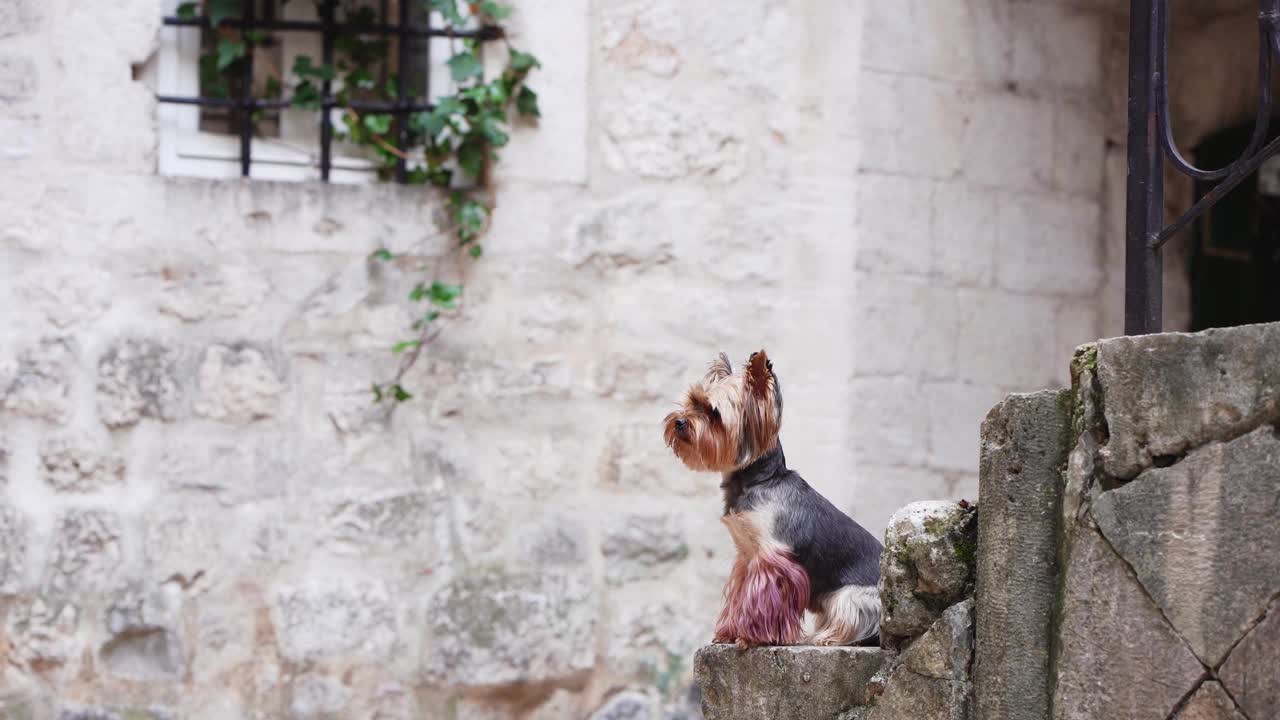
[1190,123,1280,331]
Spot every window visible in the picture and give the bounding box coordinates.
[156,0,498,183]
[1190,123,1280,330]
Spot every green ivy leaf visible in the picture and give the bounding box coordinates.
[371,383,384,402]
[291,80,321,110]
[263,75,282,99]
[516,86,540,117]
[392,339,421,354]
[215,38,247,70]
[447,52,484,83]
[391,384,413,402]
[457,136,485,177]
[244,29,267,44]
[409,282,428,302]
[428,281,464,309]
[363,113,393,135]
[176,2,198,20]
[478,0,512,19]
[293,55,336,81]
[430,0,466,26]
[509,49,540,73]
[199,53,230,98]
[348,66,376,90]
[469,244,484,258]
[208,0,240,26]
[435,97,466,116]
[370,248,394,261]
[385,74,399,99]
[410,110,445,139]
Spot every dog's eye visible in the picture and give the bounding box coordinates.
[710,407,721,422]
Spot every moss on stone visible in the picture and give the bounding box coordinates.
[953,536,977,566]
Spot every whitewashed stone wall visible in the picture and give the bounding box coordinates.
[851,1,1108,516]
[0,1,1110,718]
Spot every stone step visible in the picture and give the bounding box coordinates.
[693,644,885,720]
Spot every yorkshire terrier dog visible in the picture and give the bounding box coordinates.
[663,350,883,648]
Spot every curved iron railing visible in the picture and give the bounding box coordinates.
[1126,0,1280,334]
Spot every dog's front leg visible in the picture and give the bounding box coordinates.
[712,549,809,647]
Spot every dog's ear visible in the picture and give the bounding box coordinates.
[741,350,781,459]
[705,351,733,382]
[743,350,774,398]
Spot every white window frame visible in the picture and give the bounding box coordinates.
[156,0,458,184]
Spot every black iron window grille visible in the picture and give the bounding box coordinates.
[1125,0,1280,334]
[157,0,502,183]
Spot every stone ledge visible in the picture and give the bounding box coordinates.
[694,644,885,720]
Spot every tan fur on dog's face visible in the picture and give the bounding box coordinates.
[663,350,783,472]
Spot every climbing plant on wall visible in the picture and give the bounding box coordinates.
[176,0,540,403]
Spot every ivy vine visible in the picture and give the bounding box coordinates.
[176,0,541,404]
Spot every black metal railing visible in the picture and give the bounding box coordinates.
[1125,0,1280,334]
[157,0,502,182]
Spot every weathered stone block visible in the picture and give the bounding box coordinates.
[601,512,688,585]
[287,674,351,719]
[1219,599,1280,720]
[101,583,184,679]
[96,338,183,428]
[3,338,76,424]
[157,263,269,322]
[5,597,80,674]
[564,191,678,273]
[42,510,123,597]
[858,665,971,720]
[152,436,290,506]
[975,390,1071,720]
[16,265,114,329]
[321,488,441,556]
[1093,426,1280,667]
[1089,323,1280,480]
[39,434,126,492]
[1172,682,1247,720]
[900,599,973,684]
[856,600,974,720]
[193,344,287,423]
[880,501,977,641]
[606,600,702,680]
[1052,528,1203,720]
[0,504,28,594]
[421,570,596,687]
[694,645,884,720]
[600,86,746,181]
[271,580,397,663]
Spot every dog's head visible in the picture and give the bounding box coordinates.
[662,350,783,473]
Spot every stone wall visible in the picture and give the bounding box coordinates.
[1,1,1114,717]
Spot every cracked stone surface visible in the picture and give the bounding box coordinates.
[1093,426,1280,667]
[1219,599,1280,720]
[1052,527,1205,720]
[1091,324,1280,480]
[1172,681,1247,720]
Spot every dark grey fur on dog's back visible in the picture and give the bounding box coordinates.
[721,444,883,599]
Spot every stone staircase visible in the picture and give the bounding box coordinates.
[692,321,1280,720]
